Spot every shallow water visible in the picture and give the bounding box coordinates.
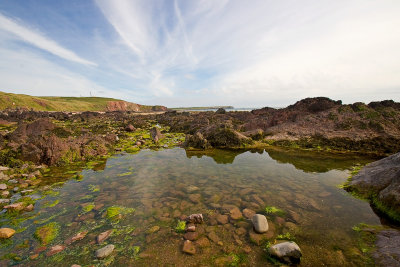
[0,148,382,266]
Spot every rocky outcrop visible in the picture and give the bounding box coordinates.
[347,152,400,221]
[373,229,400,266]
[150,127,164,143]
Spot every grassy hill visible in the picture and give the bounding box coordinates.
[0,91,166,112]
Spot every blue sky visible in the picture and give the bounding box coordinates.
[0,0,399,107]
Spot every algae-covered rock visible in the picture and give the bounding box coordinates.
[106,205,135,220]
[34,222,60,245]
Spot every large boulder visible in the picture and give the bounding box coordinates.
[373,229,400,266]
[184,132,210,149]
[347,152,400,220]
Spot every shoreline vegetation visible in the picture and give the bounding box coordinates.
[0,93,399,265]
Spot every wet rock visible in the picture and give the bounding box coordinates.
[188,194,201,203]
[125,124,135,132]
[182,240,196,255]
[21,189,34,195]
[235,227,247,236]
[95,244,115,259]
[183,232,199,241]
[74,212,95,222]
[207,231,220,243]
[25,204,34,212]
[229,207,242,220]
[216,214,228,224]
[0,166,9,171]
[268,241,302,264]
[8,179,18,184]
[252,214,269,233]
[373,229,400,266]
[185,185,199,193]
[186,225,196,232]
[0,199,10,205]
[196,237,210,248]
[242,208,255,219]
[65,231,88,245]
[184,132,210,149]
[150,127,165,142]
[147,226,160,234]
[46,245,66,256]
[71,265,81,267]
[0,184,7,190]
[318,191,332,198]
[4,202,25,211]
[29,254,39,260]
[348,152,400,216]
[215,108,226,114]
[0,228,16,238]
[186,214,204,224]
[173,210,181,218]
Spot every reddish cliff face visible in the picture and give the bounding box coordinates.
[106,101,141,112]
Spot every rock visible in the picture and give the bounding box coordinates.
[0,199,10,204]
[229,207,242,220]
[186,225,196,232]
[216,214,228,224]
[186,214,204,224]
[173,210,181,218]
[0,228,16,238]
[252,214,269,233]
[242,208,255,219]
[235,227,247,236]
[95,244,115,259]
[1,191,9,197]
[373,229,400,266]
[71,265,81,267]
[207,231,220,243]
[8,179,18,184]
[182,240,196,255]
[0,166,9,171]
[150,127,164,142]
[183,232,199,241]
[188,194,201,203]
[135,141,141,146]
[268,241,302,264]
[184,132,210,149]
[147,226,160,234]
[25,204,34,212]
[196,237,210,248]
[185,185,199,193]
[29,254,39,260]
[74,212,95,222]
[215,108,226,114]
[21,189,34,195]
[65,231,88,245]
[125,124,135,132]
[0,184,7,190]
[318,191,332,198]
[46,245,66,256]
[13,187,19,192]
[348,152,400,216]
[4,202,25,211]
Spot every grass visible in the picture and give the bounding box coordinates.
[0,91,161,112]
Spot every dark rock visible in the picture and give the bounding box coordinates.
[125,124,135,132]
[215,108,226,114]
[185,214,204,224]
[347,152,400,218]
[373,229,400,266]
[183,232,199,241]
[150,127,164,142]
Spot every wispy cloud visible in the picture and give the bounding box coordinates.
[0,12,96,66]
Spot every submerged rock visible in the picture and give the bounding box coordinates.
[66,231,88,245]
[269,241,302,264]
[182,240,196,255]
[46,245,65,256]
[0,228,15,239]
[252,214,269,233]
[95,244,115,259]
[185,214,204,224]
[96,229,113,244]
[0,184,7,190]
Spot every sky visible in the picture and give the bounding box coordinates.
[0,0,399,108]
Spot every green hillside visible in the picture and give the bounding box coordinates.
[0,91,166,112]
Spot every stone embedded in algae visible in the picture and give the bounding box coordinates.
[0,228,16,238]
[106,206,135,220]
[34,222,60,245]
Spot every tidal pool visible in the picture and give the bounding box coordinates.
[0,148,383,266]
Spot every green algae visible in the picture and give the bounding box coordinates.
[82,203,95,213]
[175,220,186,233]
[264,206,285,216]
[34,222,60,245]
[88,184,100,192]
[43,199,59,208]
[106,206,135,220]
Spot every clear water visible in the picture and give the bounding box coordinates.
[0,148,381,266]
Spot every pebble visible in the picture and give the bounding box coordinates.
[21,189,34,195]
[186,225,196,232]
[207,231,220,243]
[4,202,25,211]
[0,228,16,238]
[25,204,34,212]
[46,245,66,256]
[216,214,228,224]
[96,229,113,244]
[65,231,88,245]
[182,240,196,255]
[147,226,160,234]
[196,237,210,248]
[229,207,243,220]
[0,184,7,190]
[95,244,115,259]
[186,214,203,224]
[1,191,9,197]
[242,208,256,219]
[0,199,10,204]
[252,214,269,233]
[8,179,18,184]
[183,232,199,241]
[13,187,19,192]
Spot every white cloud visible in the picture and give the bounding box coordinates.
[95,0,400,106]
[0,12,96,66]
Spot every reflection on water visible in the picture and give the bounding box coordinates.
[0,148,380,266]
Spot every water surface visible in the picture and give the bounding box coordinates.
[0,148,380,266]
